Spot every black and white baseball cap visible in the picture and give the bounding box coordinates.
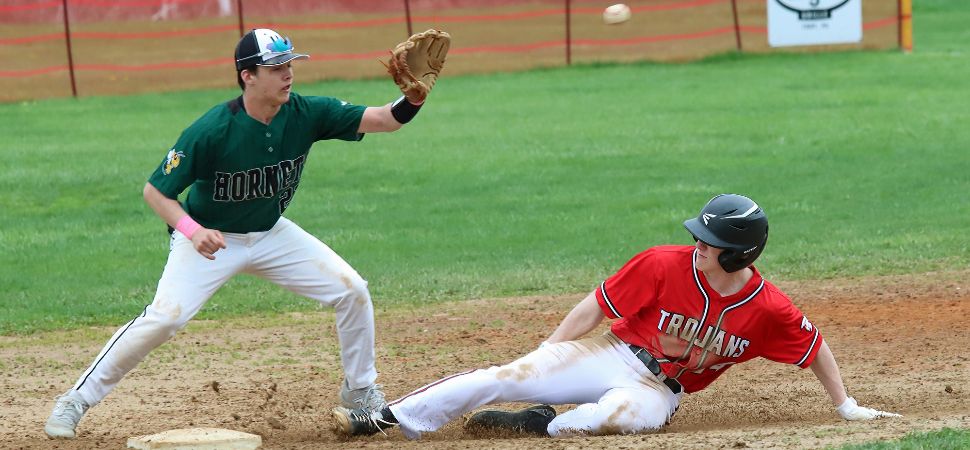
[234,28,309,71]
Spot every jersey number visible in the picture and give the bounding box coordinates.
[278,187,294,214]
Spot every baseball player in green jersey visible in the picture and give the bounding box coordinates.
[44,28,442,439]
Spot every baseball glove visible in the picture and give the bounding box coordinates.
[386,29,451,104]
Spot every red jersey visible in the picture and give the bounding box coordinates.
[595,245,822,393]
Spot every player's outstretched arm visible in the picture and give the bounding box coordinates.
[545,291,606,344]
[359,103,404,133]
[143,183,225,260]
[809,341,901,421]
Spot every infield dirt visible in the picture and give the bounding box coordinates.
[2,270,968,449]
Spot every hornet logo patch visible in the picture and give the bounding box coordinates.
[163,148,185,175]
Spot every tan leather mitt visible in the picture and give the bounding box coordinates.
[386,29,451,104]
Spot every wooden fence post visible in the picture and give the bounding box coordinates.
[730,0,742,51]
[61,0,78,97]
[898,0,912,52]
[565,0,572,65]
[404,0,413,37]
[236,0,245,36]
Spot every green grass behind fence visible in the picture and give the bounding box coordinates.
[1,0,968,335]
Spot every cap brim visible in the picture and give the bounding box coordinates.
[258,53,309,66]
[683,218,733,249]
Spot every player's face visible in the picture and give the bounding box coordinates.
[694,240,725,273]
[248,63,294,105]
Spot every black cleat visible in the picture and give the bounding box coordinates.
[464,404,556,436]
[331,406,397,437]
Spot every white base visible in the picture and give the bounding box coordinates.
[127,428,261,450]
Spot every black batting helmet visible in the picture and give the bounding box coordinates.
[683,194,769,273]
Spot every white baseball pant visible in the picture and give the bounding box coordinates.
[389,332,681,438]
[71,217,377,406]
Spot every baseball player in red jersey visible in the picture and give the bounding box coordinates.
[332,194,900,438]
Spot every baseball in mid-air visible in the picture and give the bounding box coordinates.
[603,3,632,25]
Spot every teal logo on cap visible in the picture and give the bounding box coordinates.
[266,36,292,53]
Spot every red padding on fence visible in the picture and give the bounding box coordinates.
[574,0,722,14]
[573,26,734,46]
[25,7,892,45]
[75,25,238,39]
[308,50,391,61]
[738,25,767,33]
[75,57,231,71]
[413,9,563,23]
[453,26,735,55]
[251,17,405,31]
[864,16,897,29]
[71,0,205,8]
[0,33,65,45]
[0,0,60,13]
[1,25,237,45]
[0,66,68,77]
[453,40,564,54]
[3,0,725,45]
[0,14,902,78]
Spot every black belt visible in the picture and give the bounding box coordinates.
[629,344,683,395]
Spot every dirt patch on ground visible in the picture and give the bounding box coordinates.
[2,271,968,449]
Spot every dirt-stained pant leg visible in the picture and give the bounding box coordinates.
[249,217,377,389]
[389,333,680,439]
[71,231,247,406]
[548,386,675,436]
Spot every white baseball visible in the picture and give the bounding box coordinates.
[603,3,632,25]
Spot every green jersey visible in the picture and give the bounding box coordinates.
[148,93,366,233]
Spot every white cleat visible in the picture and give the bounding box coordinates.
[339,380,387,412]
[45,390,89,439]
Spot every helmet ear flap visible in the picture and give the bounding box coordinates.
[717,227,769,273]
[717,249,738,272]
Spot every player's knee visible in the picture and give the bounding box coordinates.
[550,397,671,437]
[319,265,372,310]
[603,405,669,435]
[145,304,190,335]
[337,272,371,306]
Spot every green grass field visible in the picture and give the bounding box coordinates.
[841,428,970,450]
[1,0,967,337]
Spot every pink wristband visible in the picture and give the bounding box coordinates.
[175,215,202,239]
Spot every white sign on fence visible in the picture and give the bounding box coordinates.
[768,0,862,47]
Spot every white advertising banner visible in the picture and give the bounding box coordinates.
[768,0,863,47]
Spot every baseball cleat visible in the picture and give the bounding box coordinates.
[339,380,388,412]
[331,406,397,437]
[44,390,89,439]
[464,404,556,436]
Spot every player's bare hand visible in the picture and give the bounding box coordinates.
[190,228,226,260]
[836,397,901,421]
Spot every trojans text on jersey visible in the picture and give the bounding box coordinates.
[657,308,751,359]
